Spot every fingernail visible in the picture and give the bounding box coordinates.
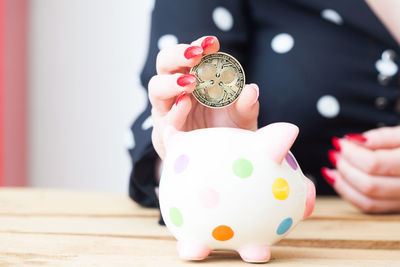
[175,92,186,106]
[184,46,203,59]
[201,36,215,50]
[177,74,196,87]
[332,137,342,152]
[344,133,367,143]
[321,167,335,186]
[328,150,338,167]
[252,84,259,104]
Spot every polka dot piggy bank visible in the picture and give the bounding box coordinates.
[159,123,316,263]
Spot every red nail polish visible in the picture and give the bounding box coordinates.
[321,167,335,186]
[184,46,203,59]
[332,137,342,152]
[175,92,186,105]
[177,74,196,87]
[344,133,367,143]
[201,36,215,50]
[328,150,338,167]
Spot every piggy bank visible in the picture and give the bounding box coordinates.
[159,123,316,263]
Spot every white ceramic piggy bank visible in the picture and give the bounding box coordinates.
[159,123,316,263]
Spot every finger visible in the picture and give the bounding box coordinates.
[321,168,400,213]
[151,112,166,159]
[344,126,400,150]
[331,151,400,199]
[227,83,260,131]
[166,92,192,131]
[157,44,203,75]
[156,36,221,75]
[151,94,192,160]
[148,73,196,116]
[191,36,220,55]
[334,138,400,176]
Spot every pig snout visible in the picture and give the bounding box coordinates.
[303,178,316,219]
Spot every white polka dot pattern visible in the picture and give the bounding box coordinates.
[141,115,153,130]
[316,95,340,118]
[375,58,398,77]
[321,9,343,25]
[271,33,294,54]
[157,34,178,50]
[212,7,234,31]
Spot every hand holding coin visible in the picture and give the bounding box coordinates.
[148,36,260,159]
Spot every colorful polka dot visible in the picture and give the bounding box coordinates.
[169,207,183,227]
[272,178,290,200]
[174,154,189,173]
[212,225,234,241]
[285,153,298,170]
[277,217,293,235]
[198,187,220,208]
[232,158,253,178]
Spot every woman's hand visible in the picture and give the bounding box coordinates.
[322,126,400,213]
[149,36,260,160]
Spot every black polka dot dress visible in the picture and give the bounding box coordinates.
[129,0,400,209]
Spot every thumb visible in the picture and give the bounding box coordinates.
[227,83,259,131]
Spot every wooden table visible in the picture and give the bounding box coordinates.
[0,188,399,266]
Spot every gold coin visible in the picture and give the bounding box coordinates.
[190,52,245,108]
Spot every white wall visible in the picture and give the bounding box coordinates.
[29,0,154,192]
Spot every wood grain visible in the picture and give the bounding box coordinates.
[0,233,399,267]
[0,188,399,266]
[0,216,398,241]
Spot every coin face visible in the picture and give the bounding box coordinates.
[190,52,245,108]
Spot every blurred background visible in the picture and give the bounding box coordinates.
[1,0,154,192]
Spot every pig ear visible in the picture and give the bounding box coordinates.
[163,125,182,150]
[255,122,299,164]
